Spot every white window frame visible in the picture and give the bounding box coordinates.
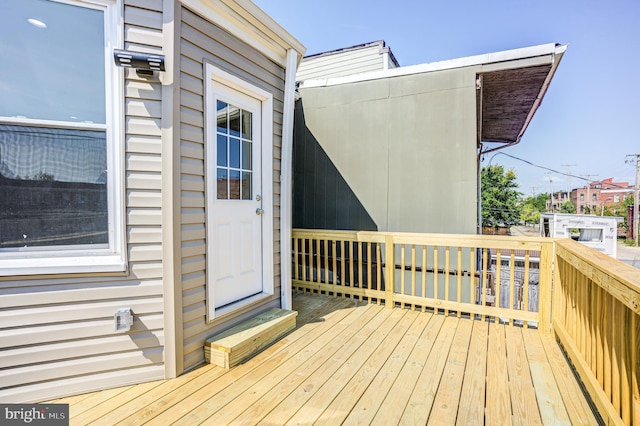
[204,62,274,321]
[0,0,125,276]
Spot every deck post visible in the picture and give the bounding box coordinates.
[385,234,395,308]
[538,240,554,334]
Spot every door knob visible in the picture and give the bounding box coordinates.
[256,208,264,215]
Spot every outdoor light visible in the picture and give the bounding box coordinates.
[113,49,165,76]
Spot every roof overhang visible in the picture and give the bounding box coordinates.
[477,43,567,149]
[299,43,566,148]
[179,0,306,67]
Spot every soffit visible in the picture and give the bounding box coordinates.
[480,64,552,143]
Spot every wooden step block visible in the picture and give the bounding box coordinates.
[204,308,297,369]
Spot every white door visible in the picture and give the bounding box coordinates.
[209,81,263,309]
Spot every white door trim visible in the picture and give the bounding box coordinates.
[204,62,274,321]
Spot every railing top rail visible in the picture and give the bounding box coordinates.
[292,229,546,251]
[556,238,640,315]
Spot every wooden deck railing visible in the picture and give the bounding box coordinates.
[553,238,640,425]
[291,229,554,330]
[292,229,640,424]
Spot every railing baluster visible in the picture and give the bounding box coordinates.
[324,239,329,285]
[367,242,372,298]
[411,244,416,310]
[523,251,530,327]
[469,247,475,319]
[589,279,596,373]
[509,250,515,326]
[495,249,501,317]
[457,246,462,318]
[421,245,427,313]
[340,240,346,298]
[315,238,321,287]
[612,300,621,415]
[481,247,487,321]
[596,284,604,387]
[620,308,631,424]
[400,244,406,309]
[302,238,308,291]
[331,240,339,297]
[376,243,382,302]
[385,235,394,308]
[357,242,363,300]
[445,246,450,316]
[349,241,354,295]
[632,311,639,424]
[434,246,439,311]
[604,291,612,400]
[293,237,299,282]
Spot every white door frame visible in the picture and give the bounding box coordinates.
[204,62,274,321]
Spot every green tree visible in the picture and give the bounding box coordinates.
[520,193,550,225]
[528,193,550,212]
[560,201,576,214]
[520,203,540,225]
[481,165,522,227]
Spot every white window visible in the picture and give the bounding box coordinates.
[0,0,124,276]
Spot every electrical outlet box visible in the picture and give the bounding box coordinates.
[114,308,133,332]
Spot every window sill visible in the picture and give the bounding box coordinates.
[0,254,126,277]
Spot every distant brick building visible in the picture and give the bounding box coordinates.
[546,191,571,212]
[571,178,633,214]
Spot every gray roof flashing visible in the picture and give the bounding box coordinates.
[298,43,566,88]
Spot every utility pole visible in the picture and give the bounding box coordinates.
[626,154,640,246]
[562,163,576,205]
[530,186,537,197]
[546,172,554,212]
[582,173,599,214]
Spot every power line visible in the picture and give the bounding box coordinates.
[486,152,632,190]
[561,164,576,194]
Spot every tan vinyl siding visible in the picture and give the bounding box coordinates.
[179,6,285,371]
[0,1,166,403]
[297,44,385,81]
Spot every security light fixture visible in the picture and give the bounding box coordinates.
[113,49,165,76]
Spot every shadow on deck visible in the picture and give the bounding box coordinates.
[50,293,597,425]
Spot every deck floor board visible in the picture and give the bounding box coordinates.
[47,294,597,425]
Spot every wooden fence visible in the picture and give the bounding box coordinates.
[554,238,640,425]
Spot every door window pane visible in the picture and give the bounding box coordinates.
[216,168,228,199]
[229,105,240,136]
[242,141,252,169]
[241,172,252,200]
[217,134,227,167]
[229,170,241,200]
[241,110,252,139]
[216,101,228,133]
[229,137,240,168]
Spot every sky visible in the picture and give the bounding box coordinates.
[254,0,640,197]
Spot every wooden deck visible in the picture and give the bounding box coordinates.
[49,293,598,425]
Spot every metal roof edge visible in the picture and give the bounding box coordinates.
[512,43,567,143]
[299,43,566,88]
[302,40,387,60]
